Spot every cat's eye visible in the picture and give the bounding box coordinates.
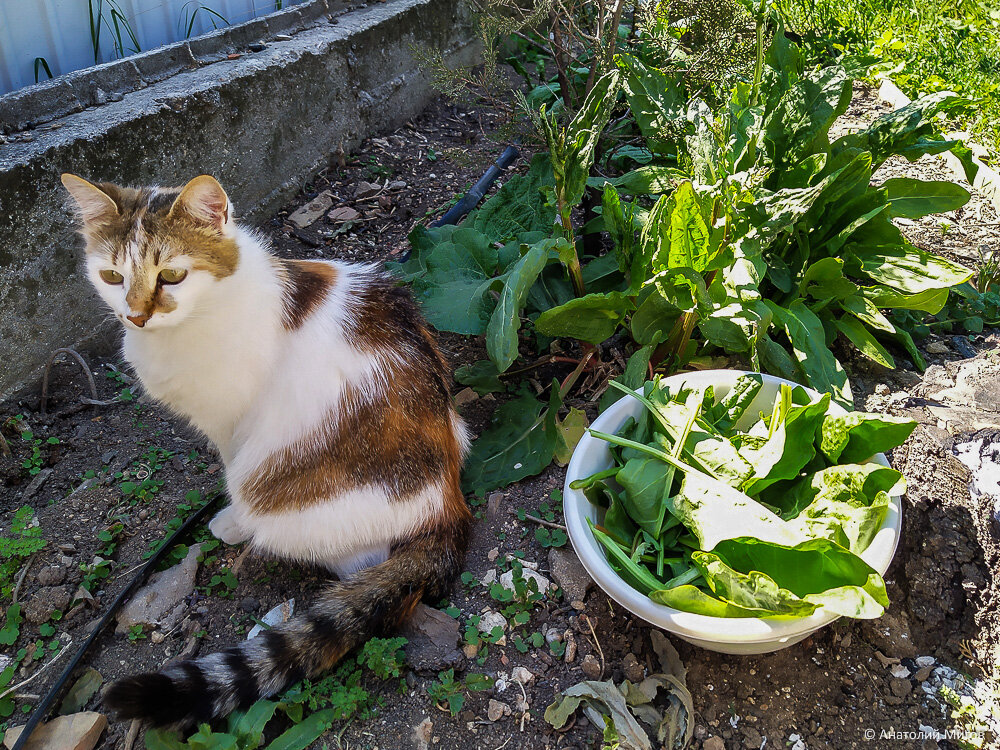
[159,268,188,284]
[100,269,123,285]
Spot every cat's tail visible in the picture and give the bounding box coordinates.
[102,517,469,728]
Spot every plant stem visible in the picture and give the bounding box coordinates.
[559,204,587,298]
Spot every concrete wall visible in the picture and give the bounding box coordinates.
[0,0,478,399]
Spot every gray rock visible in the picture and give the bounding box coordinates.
[116,543,202,632]
[487,698,509,722]
[239,596,260,613]
[951,335,977,358]
[36,565,67,586]
[402,604,465,675]
[354,181,381,199]
[22,468,53,499]
[581,653,601,680]
[926,341,950,355]
[890,677,913,697]
[499,567,550,597]
[287,192,333,229]
[24,585,74,623]
[548,547,593,602]
[622,653,644,683]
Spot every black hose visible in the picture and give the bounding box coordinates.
[11,493,223,750]
[430,144,520,229]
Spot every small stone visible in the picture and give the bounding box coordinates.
[462,643,478,659]
[581,654,601,679]
[151,631,165,644]
[288,192,334,228]
[544,627,562,645]
[328,206,360,223]
[389,180,408,190]
[875,383,891,396]
[3,711,107,750]
[24,585,73,624]
[354,181,381,199]
[454,388,478,407]
[248,42,267,52]
[37,565,67,586]
[486,493,503,521]
[914,666,933,681]
[548,547,593,602]
[487,699,508,722]
[402,604,465,674]
[510,666,534,685]
[412,717,433,750]
[22,468,53,499]
[702,737,725,750]
[487,547,500,562]
[477,611,508,634]
[116,544,202,631]
[498,568,550,598]
[480,569,497,587]
[58,544,78,555]
[915,655,935,668]
[240,597,261,613]
[889,677,913,697]
[564,631,577,662]
[891,665,911,679]
[622,653,644,683]
[926,341,950,355]
[951,336,977,359]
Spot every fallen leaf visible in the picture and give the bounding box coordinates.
[58,668,103,716]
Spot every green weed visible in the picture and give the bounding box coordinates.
[427,668,493,716]
[0,507,47,599]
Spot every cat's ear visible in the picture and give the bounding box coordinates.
[170,175,231,233]
[61,174,119,225]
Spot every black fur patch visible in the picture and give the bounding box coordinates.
[224,649,260,710]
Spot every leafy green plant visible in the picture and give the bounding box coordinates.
[0,507,47,599]
[15,426,59,477]
[200,568,239,599]
[427,669,493,716]
[393,8,978,496]
[580,374,914,618]
[127,624,147,642]
[119,447,171,503]
[357,636,407,682]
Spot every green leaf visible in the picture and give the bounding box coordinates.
[486,241,553,371]
[861,285,949,315]
[601,343,657,411]
[534,291,633,344]
[798,258,857,301]
[879,178,971,219]
[695,537,888,618]
[630,287,678,347]
[588,165,686,196]
[58,668,103,716]
[454,360,505,395]
[766,300,852,407]
[850,244,973,294]
[650,585,774,617]
[265,708,336,750]
[739,390,832,494]
[0,604,22,646]
[144,730,190,750]
[617,52,684,154]
[663,182,711,273]
[819,412,917,463]
[467,154,555,240]
[461,384,562,495]
[834,316,895,368]
[554,408,589,466]
[230,700,278,742]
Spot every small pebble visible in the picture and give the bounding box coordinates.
[240,596,261,613]
[581,653,601,679]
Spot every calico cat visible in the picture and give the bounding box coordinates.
[60,173,472,727]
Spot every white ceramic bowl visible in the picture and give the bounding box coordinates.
[563,370,903,655]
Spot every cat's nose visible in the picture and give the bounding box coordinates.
[126,312,151,328]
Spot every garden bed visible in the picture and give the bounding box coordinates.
[0,89,997,750]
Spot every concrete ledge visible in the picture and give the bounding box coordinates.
[0,0,478,398]
[0,0,361,134]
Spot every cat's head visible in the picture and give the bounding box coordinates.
[61,174,239,331]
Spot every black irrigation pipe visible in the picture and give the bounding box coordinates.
[11,493,223,750]
[397,144,521,263]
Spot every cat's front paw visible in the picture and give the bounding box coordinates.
[209,506,251,545]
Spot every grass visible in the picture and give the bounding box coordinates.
[775,0,1000,158]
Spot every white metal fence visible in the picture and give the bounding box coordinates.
[0,0,308,95]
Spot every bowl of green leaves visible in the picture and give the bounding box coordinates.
[563,370,915,654]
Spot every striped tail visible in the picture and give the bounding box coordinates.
[103,520,469,727]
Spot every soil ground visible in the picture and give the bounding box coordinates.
[1,88,998,750]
